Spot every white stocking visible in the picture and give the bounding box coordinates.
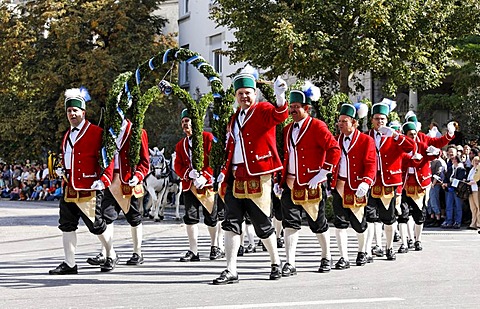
[316,229,331,259]
[335,228,349,262]
[63,231,77,267]
[284,228,299,266]
[186,224,198,254]
[224,231,240,275]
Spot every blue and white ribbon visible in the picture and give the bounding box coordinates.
[108,127,117,139]
[187,55,204,64]
[116,106,125,120]
[135,68,141,85]
[209,76,221,83]
[212,113,220,120]
[148,57,155,70]
[162,49,171,64]
[101,147,109,168]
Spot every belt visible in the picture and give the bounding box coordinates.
[114,169,120,173]
[338,175,347,181]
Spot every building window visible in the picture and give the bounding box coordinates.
[213,49,222,74]
[179,44,190,86]
[184,0,189,15]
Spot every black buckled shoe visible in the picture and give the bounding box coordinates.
[414,241,423,251]
[86,253,106,266]
[213,269,239,285]
[244,244,256,253]
[318,258,331,273]
[277,238,284,248]
[334,257,350,270]
[407,238,414,249]
[49,262,78,275]
[180,250,200,262]
[237,245,244,257]
[209,246,225,260]
[269,263,282,280]
[126,253,144,265]
[356,252,367,266]
[371,245,384,257]
[393,231,401,242]
[101,256,119,272]
[398,244,409,253]
[281,263,297,277]
[386,248,396,261]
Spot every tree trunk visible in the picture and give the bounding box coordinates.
[339,65,350,95]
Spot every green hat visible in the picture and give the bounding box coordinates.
[388,121,401,130]
[405,111,418,123]
[180,108,190,120]
[64,87,90,110]
[371,103,389,116]
[289,90,311,105]
[402,121,417,134]
[233,73,256,91]
[339,103,356,118]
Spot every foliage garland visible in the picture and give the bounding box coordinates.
[110,47,231,172]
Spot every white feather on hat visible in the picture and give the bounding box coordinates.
[302,81,320,102]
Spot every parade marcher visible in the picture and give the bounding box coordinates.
[331,103,377,269]
[400,112,455,250]
[213,73,289,284]
[49,87,111,275]
[87,117,150,271]
[364,100,416,261]
[278,84,341,276]
[174,109,224,262]
[397,122,435,252]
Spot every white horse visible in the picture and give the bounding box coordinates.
[143,147,182,221]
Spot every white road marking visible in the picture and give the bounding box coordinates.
[177,297,404,309]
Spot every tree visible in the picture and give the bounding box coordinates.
[211,0,480,96]
[0,0,177,163]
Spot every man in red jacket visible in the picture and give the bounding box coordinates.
[174,109,223,262]
[86,117,150,271]
[364,101,416,261]
[278,86,341,276]
[331,103,377,269]
[49,87,111,275]
[213,73,289,284]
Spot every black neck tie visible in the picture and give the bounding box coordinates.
[71,127,79,132]
[240,110,246,116]
[293,123,299,129]
[376,132,381,138]
[345,136,350,141]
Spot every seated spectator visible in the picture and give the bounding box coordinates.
[30,182,43,200]
[1,186,10,198]
[39,184,50,200]
[9,186,20,200]
[45,183,63,201]
[20,182,32,201]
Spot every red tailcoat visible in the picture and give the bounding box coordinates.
[367,129,416,187]
[61,120,104,190]
[174,131,214,191]
[401,138,437,189]
[331,130,377,190]
[103,120,150,190]
[416,131,453,149]
[221,101,289,178]
[280,116,341,186]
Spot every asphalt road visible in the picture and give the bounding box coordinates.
[1,199,480,309]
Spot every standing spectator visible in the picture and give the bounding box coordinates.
[442,155,466,229]
[427,152,447,227]
[467,156,480,229]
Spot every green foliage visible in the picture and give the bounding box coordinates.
[0,0,176,163]
[211,0,480,95]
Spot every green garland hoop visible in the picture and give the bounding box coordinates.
[116,47,233,172]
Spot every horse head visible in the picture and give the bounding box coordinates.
[149,147,168,178]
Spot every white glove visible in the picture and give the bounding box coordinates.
[411,153,423,161]
[273,76,287,107]
[128,176,139,187]
[55,168,64,178]
[194,175,207,189]
[356,182,369,198]
[307,169,329,189]
[188,169,199,180]
[216,172,225,185]
[91,180,105,191]
[273,183,283,197]
[426,146,440,156]
[378,126,395,138]
[447,122,456,136]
